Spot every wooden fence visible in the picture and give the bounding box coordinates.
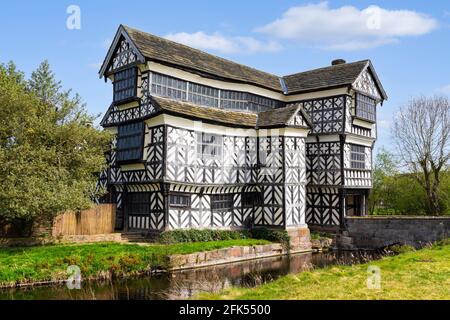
[52,204,116,237]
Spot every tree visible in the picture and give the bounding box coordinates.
[369,148,398,214]
[392,96,450,215]
[28,60,61,107]
[0,61,110,228]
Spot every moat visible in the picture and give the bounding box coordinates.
[0,251,386,300]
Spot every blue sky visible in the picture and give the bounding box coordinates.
[1,1,449,155]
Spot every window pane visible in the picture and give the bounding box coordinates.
[211,194,233,211]
[117,122,144,162]
[150,72,187,101]
[113,68,137,103]
[350,144,366,169]
[169,194,191,208]
[197,133,223,160]
[127,193,150,215]
[356,94,376,122]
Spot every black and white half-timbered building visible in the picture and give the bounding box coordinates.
[97,25,388,237]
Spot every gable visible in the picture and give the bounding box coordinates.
[99,26,146,77]
[108,37,139,73]
[287,109,312,128]
[353,68,382,100]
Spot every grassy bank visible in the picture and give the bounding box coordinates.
[199,241,450,300]
[0,239,270,288]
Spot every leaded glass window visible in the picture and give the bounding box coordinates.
[126,193,150,216]
[148,71,281,112]
[221,91,247,110]
[169,194,191,209]
[350,144,366,169]
[211,194,233,211]
[117,122,144,162]
[151,72,187,101]
[113,68,137,103]
[242,192,261,208]
[356,93,376,122]
[197,133,223,160]
[248,94,279,112]
[188,83,219,108]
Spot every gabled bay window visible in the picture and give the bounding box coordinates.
[116,122,144,163]
[113,68,137,104]
[355,93,376,122]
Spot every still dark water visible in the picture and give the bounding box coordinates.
[0,251,385,300]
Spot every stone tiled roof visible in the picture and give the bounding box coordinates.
[151,96,258,127]
[282,60,370,94]
[100,24,388,109]
[121,26,388,99]
[258,104,297,127]
[152,96,312,129]
[124,25,283,92]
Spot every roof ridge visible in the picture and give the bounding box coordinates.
[283,60,370,79]
[122,25,281,79]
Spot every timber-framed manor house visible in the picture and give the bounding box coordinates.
[97,25,387,241]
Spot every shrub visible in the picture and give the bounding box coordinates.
[250,228,290,250]
[388,244,416,254]
[158,229,250,244]
[158,228,291,248]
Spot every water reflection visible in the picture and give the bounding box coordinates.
[0,251,387,300]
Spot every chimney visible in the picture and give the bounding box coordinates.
[332,59,346,66]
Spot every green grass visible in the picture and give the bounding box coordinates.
[198,241,450,300]
[0,239,270,288]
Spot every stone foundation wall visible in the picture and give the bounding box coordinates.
[168,241,312,271]
[343,216,450,249]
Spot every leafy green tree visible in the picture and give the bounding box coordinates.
[369,148,398,214]
[0,61,110,229]
[390,175,427,215]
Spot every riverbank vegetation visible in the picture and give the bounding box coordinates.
[199,240,450,300]
[0,239,271,288]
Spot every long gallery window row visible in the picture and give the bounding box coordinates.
[149,71,282,112]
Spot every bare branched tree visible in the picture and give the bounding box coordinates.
[392,96,450,215]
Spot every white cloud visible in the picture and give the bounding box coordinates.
[256,2,438,50]
[164,32,281,54]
